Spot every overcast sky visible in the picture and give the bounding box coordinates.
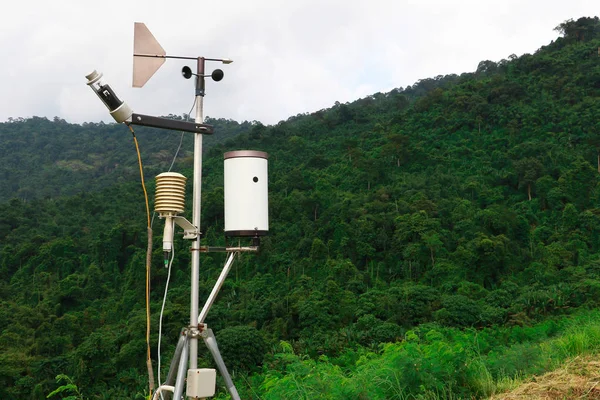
[1,0,597,126]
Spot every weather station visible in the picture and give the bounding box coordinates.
[85,23,268,400]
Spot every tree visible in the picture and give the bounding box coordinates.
[47,374,85,400]
[383,131,410,167]
[514,157,544,200]
[554,17,600,42]
[217,325,268,372]
[559,158,598,210]
[585,135,600,173]
[434,295,482,327]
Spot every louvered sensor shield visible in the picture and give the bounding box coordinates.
[155,172,187,255]
[155,172,187,216]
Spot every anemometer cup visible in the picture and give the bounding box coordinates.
[181,66,225,82]
[211,69,224,82]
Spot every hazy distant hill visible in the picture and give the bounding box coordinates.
[0,116,253,202]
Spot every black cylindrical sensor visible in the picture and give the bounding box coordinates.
[98,84,123,111]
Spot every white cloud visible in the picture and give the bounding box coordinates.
[0,0,598,125]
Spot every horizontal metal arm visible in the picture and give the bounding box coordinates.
[134,53,198,60]
[199,246,259,253]
[129,113,213,134]
[134,54,231,63]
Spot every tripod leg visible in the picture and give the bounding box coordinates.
[162,331,187,400]
[172,336,189,400]
[203,329,240,400]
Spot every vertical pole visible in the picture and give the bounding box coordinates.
[190,57,205,371]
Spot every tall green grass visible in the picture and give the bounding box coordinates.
[229,309,600,399]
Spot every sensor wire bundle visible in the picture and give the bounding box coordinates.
[127,124,156,395]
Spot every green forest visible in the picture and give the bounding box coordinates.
[2,16,600,399]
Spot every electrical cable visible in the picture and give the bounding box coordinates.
[186,96,197,123]
[150,97,197,229]
[127,124,156,396]
[157,223,175,400]
[168,133,185,173]
[128,125,152,230]
[168,96,196,172]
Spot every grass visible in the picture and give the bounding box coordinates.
[231,310,600,399]
[485,312,600,399]
[489,355,600,399]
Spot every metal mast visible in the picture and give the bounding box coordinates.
[189,56,205,370]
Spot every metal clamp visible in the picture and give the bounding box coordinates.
[199,324,209,338]
[187,326,201,339]
[173,216,200,239]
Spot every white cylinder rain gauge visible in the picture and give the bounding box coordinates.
[224,151,269,238]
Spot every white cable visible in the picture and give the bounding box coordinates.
[152,385,174,400]
[157,222,175,400]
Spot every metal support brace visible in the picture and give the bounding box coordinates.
[173,216,200,239]
[198,252,237,324]
[199,246,259,253]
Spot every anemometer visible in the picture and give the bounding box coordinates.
[85,23,268,400]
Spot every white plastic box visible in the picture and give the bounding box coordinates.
[186,368,216,398]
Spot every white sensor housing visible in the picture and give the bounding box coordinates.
[85,70,133,124]
[224,151,269,237]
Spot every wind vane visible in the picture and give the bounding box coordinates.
[133,22,166,88]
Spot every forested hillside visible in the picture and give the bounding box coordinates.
[2,16,600,400]
[0,116,252,202]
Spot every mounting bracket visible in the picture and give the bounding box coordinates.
[128,113,213,134]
